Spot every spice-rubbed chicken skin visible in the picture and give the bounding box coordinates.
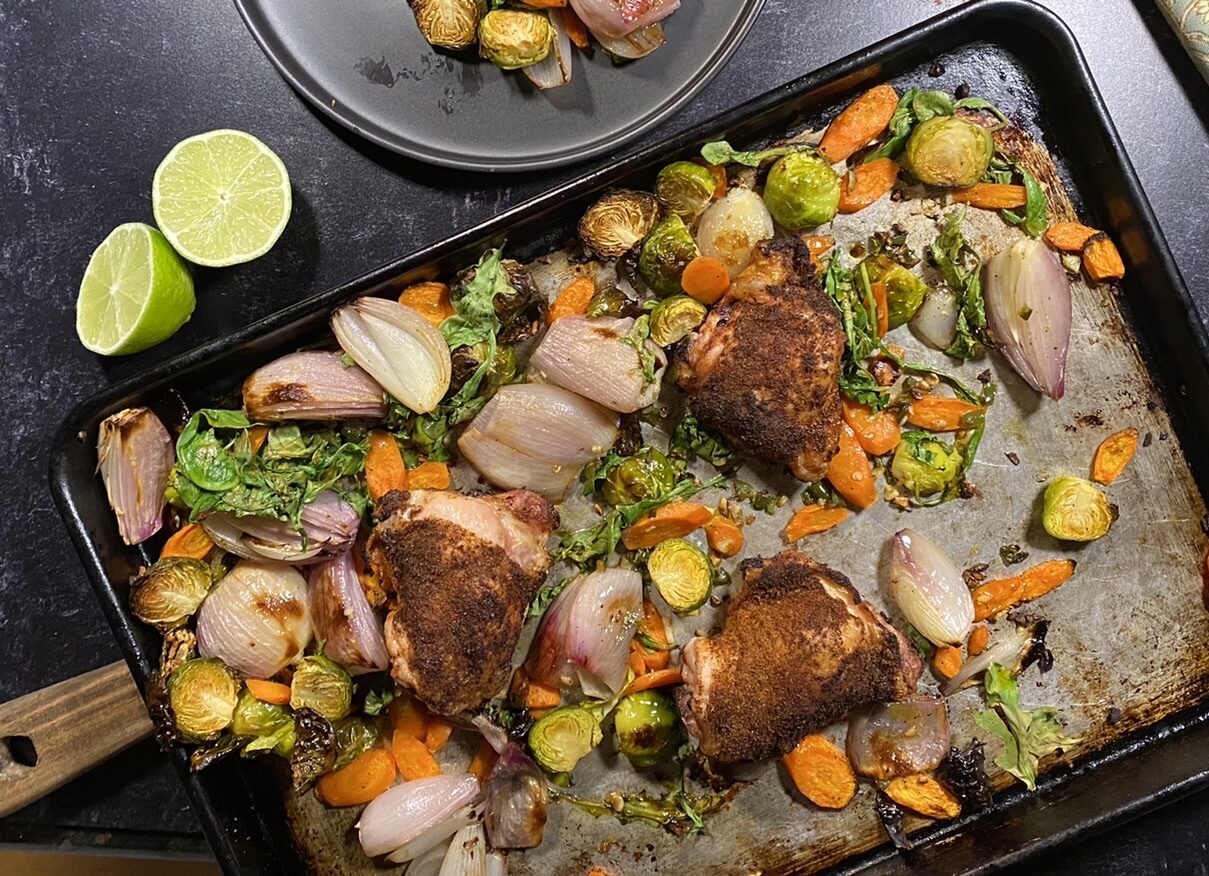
[368,488,558,715]
[675,238,845,482]
[679,550,922,763]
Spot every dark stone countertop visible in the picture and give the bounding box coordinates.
[1,0,1207,871]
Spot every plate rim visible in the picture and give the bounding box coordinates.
[230,0,767,173]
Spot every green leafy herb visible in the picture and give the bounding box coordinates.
[732,479,783,514]
[621,314,658,385]
[669,412,735,469]
[361,683,396,717]
[581,450,625,496]
[552,781,726,837]
[1000,167,1048,238]
[931,211,988,360]
[528,578,571,619]
[974,662,1079,791]
[867,89,1008,163]
[636,631,674,652]
[953,96,1010,126]
[700,140,811,168]
[905,623,936,658]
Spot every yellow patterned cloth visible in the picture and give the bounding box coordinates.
[1156,0,1209,80]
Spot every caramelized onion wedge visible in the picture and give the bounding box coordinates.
[97,407,174,545]
[309,552,389,674]
[242,351,387,421]
[357,773,479,858]
[846,698,951,780]
[889,529,974,647]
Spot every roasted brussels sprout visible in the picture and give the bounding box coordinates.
[647,538,712,613]
[614,690,683,768]
[586,286,641,319]
[869,257,929,328]
[454,257,541,331]
[411,0,485,50]
[649,295,707,347]
[291,707,337,790]
[129,557,215,632]
[1042,476,1113,542]
[333,716,379,770]
[638,214,699,297]
[231,688,295,757]
[578,190,661,261]
[478,9,553,69]
[167,658,239,742]
[289,655,353,721]
[528,706,602,774]
[903,116,994,188]
[891,432,962,498]
[602,447,676,507]
[762,151,841,230]
[655,161,717,220]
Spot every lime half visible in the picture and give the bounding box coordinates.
[76,223,196,355]
[152,129,292,267]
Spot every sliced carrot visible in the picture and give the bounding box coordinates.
[387,694,430,740]
[782,734,856,810]
[800,234,835,272]
[1044,221,1098,252]
[932,645,962,679]
[972,558,1077,621]
[469,739,499,784]
[160,523,215,560]
[841,398,901,456]
[621,668,682,696]
[950,183,1028,209]
[967,625,990,658]
[562,6,590,48]
[407,460,451,490]
[520,0,567,7]
[699,161,728,199]
[681,256,731,305]
[366,430,408,502]
[629,645,648,676]
[525,679,562,711]
[825,423,878,510]
[620,501,713,550]
[704,515,744,557]
[907,396,985,432]
[392,731,443,781]
[838,158,899,214]
[818,83,899,163]
[1092,428,1139,485]
[1083,234,1125,282]
[398,281,454,327]
[246,678,292,706]
[315,748,396,807]
[884,774,961,820]
[871,279,889,338]
[425,715,454,754]
[636,599,671,672]
[784,505,849,542]
[548,276,596,323]
[248,424,269,454]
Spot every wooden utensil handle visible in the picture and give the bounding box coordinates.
[0,661,154,817]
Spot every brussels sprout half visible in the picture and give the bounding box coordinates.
[129,557,215,632]
[891,432,962,498]
[578,190,661,261]
[411,0,485,50]
[903,116,994,188]
[289,655,354,722]
[1042,476,1113,542]
[762,151,840,230]
[478,9,553,70]
[649,295,707,347]
[647,538,712,613]
[168,658,239,742]
[528,706,602,774]
[638,214,699,297]
[868,257,929,329]
[614,689,683,768]
[232,687,295,757]
[655,161,717,220]
[601,447,677,507]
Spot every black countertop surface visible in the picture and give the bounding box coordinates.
[2,0,1207,871]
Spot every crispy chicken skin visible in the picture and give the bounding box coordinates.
[675,238,845,482]
[679,550,922,763]
[368,489,557,715]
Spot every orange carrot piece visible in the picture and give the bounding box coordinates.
[636,599,671,672]
[398,281,454,327]
[782,734,856,810]
[699,161,727,199]
[521,0,567,6]
[524,679,562,711]
[160,523,215,560]
[932,645,962,679]
[629,645,648,677]
[681,256,731,305]
[818,83,899,163]
[972,559,1077,621]
[469,739,499,784]
[1092,428,1139,485]
[871,279,889,338]
[548,276,596,323]
[315,748,397,807]
[621,668,682,696]
[246,678,292,706]
[1083,234,1125,282]
[388,694,430,740]
[906,396,985,432]
[950,183,1028,209]
[967,625,990,658]
[366,430,408,502]
[407,460,451,490]
[425,715,454,754]
[884,774,961,820]
[784,504,849,542]
[838,158,899,214]
[800,235,836,273]
[825,423,878,510]
[841,398,901,457]
[704,515,744,557]
[248,424,269,454]
[1044,221,1098,252]
[562,6,590,48]
[620,502,713,550]
[392,732,443,781]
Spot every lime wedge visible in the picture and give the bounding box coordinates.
[151,129,292,268]
[76,223,196,355]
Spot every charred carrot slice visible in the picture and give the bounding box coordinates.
[392,732,442,780]
[971,559,1076,621]
[621,668,682,696]
[906,396,985,432]
[871,280,889,338]
[387,693,430,740]
[160,523,215,560]
[883,774,961,820]
[425,715,454,754]
[469,739,499,784]
[248,424,269,453]
[838,158,899,213]
[246,678,291,706]
[784,505,849,542]
[818,83,899,163]
[562,6,590,48]
[366,431,407,502]
[967,625,990,657]
[620,502,713,550]
[801,235,836,272]
[1083,234,1125,283]
[704,515,744,557]
[950,183,1028,209]
[407,460,451,490]
[1044,221,1098,252]
[636,599,672,672]
[841,398,901,457]
[825,423,878,510]
[1092,428,1138,485]
[398,281,454,327]
[932,645,962,679]
[315,748,396,807]
[548,276,596,322]
[782,734,856,809]
[681,256,731,305]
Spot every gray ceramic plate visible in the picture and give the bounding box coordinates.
[232,0,765,171]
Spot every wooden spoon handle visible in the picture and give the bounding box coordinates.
[0,661,153,817]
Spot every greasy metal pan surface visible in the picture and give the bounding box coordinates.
[49,1,1209,873]
[230,0,765,172]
